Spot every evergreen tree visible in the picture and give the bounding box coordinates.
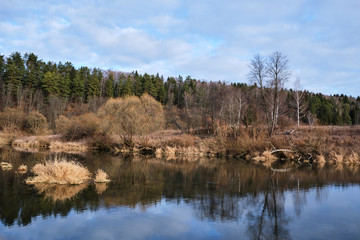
[123,75,134,96]
[85,67,100,98]
[342,103,352,125]
[4,52,25,103]
[42,71,60,96]
[104,73,115,97]
[70,71,85,100]
[154,73,165,103]
[24,53,40,90]
[142,73,156,97]
[133,71,143,96]
[57,62,72,98]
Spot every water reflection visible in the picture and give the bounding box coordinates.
[33,183,89,201]
[0,150,360,239]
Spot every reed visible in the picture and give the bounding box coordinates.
[26,157,91,185]
[94,169,110,183]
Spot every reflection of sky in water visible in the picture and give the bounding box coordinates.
[0,199,245,240]
[287,185,360,240]
[1,186,360,240]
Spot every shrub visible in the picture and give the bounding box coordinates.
[0,108,25,131]
[26,158,91,185]
[98,94,165,138]
[88,135,115,151]
[140,94,165,135]
[62,113,101,141]
[23,111,48,134]
[55,115,71,134]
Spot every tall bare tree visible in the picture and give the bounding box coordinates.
[290,78,307,127]
[267,52,290,135]
[249,52,290,136]
[249,54,270,124]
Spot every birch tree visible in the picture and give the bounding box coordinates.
[249,52,290,136]
[290,78,307,127]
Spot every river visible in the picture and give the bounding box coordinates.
[0,149,359,240]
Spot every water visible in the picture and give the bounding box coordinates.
[1,149,360,240]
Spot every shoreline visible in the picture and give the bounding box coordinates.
[1,125,360,165]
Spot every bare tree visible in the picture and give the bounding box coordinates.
[289,78,307,127]
[249,52,290,136]
[249,54,269,123]
[267,52,290,136]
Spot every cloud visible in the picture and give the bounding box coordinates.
[0,0,359,96]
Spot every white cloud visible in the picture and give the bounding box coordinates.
[0,0,359,96]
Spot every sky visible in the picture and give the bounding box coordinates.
[0,0,359,97]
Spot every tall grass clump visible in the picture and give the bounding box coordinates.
[26,157,91,185]
[94,169,110,183]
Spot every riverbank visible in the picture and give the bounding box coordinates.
[1,126,360,164]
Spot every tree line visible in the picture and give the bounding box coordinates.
[0,52,359,135]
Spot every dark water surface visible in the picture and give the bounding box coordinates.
[1,149,360,240]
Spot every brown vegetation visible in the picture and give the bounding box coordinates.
[0,92,358,167]
[98,94,165,141]
[17,164,28,173]
[1,161,13,171]
[61,113,102,141]
[26,158,91,184]
[23,111,48,134]
[0,108,25,132]
[94,169,110,183]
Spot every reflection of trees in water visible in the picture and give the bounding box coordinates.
[246,176,291,240]
[1,150,360,228]
[293,178,307,217]
[192,188,243,221]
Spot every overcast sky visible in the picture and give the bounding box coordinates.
[1,0,359,96]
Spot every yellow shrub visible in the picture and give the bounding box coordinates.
[98,94,165,137]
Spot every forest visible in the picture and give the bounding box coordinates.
[0,51,359,134]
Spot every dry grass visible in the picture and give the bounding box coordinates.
[345,151,359,165]
[164,146,177,160]
[17,164,28,173]
[263,149,276,161]
[0,134,13,147]
[331,151,344,164]
[50,141,88,152]
[1,161,13,171]
[26,158,91,185]
[94,169,110,183]
[252,150,276,163]
[12,136,50,150]
[155,148,163,158]
[33,183,88,201]
[316,154,326,163]
[9,135,89,153]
